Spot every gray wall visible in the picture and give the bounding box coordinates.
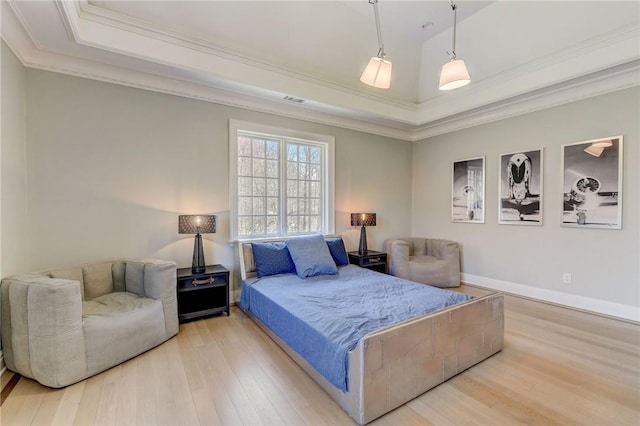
[22,69,413,295]
[1,42,28,278]
[413,87,639,313]
[2,40,637,318]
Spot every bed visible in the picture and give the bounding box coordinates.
[238,237,504,425]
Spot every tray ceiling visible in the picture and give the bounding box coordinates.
[2,0,639,140]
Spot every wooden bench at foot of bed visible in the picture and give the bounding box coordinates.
[245,292,504,425]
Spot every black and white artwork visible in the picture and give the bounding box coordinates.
[499,149,543,225]
[561,136,623,229]
[452,157,485,223]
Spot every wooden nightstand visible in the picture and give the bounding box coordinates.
[177,264,229,322]
[348,250,388,274]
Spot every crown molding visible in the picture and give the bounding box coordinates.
[1,25,415,142]
[62,0,419,121]
[415,24,640,125]
[413,60,640,140]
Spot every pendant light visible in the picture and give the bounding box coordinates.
[360,0,392,89]
[439,0,471,90]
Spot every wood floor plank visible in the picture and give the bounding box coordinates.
[114,357,138,426]
[1,287,638,426]
[230,315,338,425]
[93,364,123,426]
[29,386,65,426]
[219,315,307,425]
[134,347,159,425]
[50,380,85,426]
[72,372,103,425]
[193,344,244,425]
[162,337,201,426]
[1,377,44,425]
[190,387,223,426]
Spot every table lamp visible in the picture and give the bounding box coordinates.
[178,215,216,274]
[351,213,376,255]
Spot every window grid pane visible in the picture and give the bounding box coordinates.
[237,135,281,237]
[236,131,325,238]
[285,141,322,235]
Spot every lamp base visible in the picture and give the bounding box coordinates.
[191,233,206,274]
[358,225,368,255]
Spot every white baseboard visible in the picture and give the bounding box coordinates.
[0,350,5,376]
[462,273,640,322]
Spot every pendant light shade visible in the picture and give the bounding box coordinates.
[439,59,471,90]
[360,0,391,89]
[439,1,470,91]
[360,56,392,89]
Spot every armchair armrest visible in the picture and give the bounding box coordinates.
[124,259,178,339]
[432,239,461,286]
[0,276,86,387]
[435,240,460,263]
[385,239,411,279]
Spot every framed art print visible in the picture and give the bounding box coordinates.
[498,148,543,225]
[452,156,485,223]
[561,136,623,229]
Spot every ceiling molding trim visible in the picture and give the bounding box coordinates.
[54,0,82,43]
[7,29,415,142]
[64,1,418,114]
[3,0,45,51]
[416,24,640,124]
[1,2,38,65]
[3,1,638,144]
[413,60,640,140]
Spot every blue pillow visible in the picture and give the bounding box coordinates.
[251,241,296,278]
[286,235,338,278]
[326,238,349,266]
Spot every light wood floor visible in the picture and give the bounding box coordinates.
[1,287,639,425]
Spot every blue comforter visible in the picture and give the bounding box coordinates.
[240,265,472,392]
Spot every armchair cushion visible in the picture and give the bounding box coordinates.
[83,292,166,374]
[385,238,461,288]
[82,262,114,299]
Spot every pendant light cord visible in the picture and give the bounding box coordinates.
[370,0,386,59]
[447,0,458,60]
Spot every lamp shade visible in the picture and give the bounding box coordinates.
[178,215,216,234]
[360,57,392,89]
[351,213,377,227]
[439,59,471,91]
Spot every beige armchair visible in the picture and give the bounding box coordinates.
[0,259,178,388]
[385,238,461,288]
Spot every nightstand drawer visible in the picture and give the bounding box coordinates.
[361,255,385,266]
[348,251,388,274]
[178,273,227,291]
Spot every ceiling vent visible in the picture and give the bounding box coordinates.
[283,96,305,103]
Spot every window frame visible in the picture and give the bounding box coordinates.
[229,119,335,241]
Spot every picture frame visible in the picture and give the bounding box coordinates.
[498,148,543,225]
[452,156,485,223]
[561,136,623,229]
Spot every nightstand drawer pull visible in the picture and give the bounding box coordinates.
[192,277,215,286]
[368,257,381,263]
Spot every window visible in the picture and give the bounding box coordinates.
[229,120,335,240]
